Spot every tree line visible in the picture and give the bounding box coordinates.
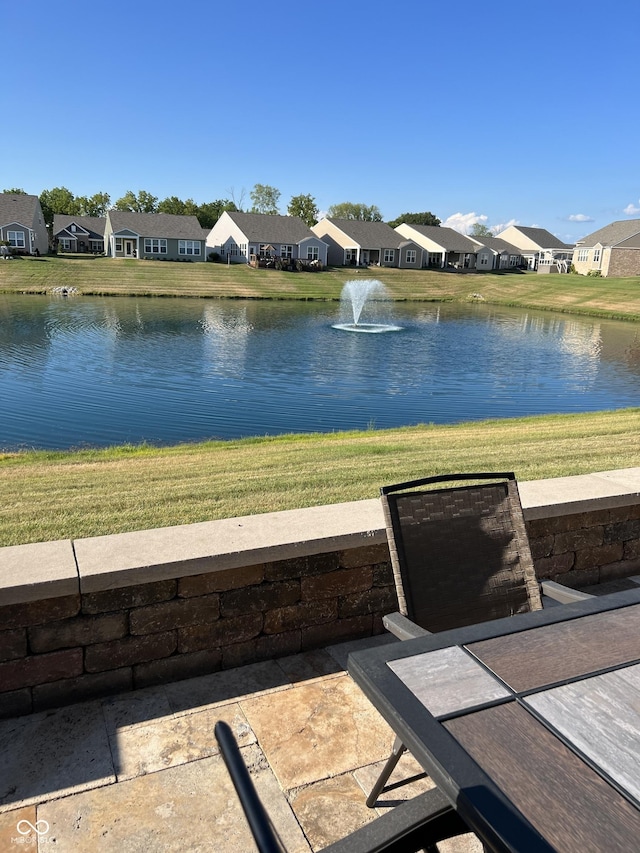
[2,185,443,231]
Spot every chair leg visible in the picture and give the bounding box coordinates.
[366,735,407,807]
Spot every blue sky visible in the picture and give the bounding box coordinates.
[4,0,639,243]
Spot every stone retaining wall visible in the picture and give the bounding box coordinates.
[1,469,639,718]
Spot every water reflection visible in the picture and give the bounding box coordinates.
[0,294,638,451]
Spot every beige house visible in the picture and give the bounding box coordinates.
[394,224,479,269]
[494,225,573,271]
[312,218,421,268]
[572,220,640,277]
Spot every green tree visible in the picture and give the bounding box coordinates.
[250,184,281,215]
[158,196,186,215]
[196,199,237,229]
[76,192,110,217]
[2,188,27,194]
[287,193,319,227]
[469,222,493,238]
[39,187,79,225]
[327,202,382,221]
[114,190,158,213]
[387,211,441,228]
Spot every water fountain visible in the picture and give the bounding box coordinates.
[332,279,403,333]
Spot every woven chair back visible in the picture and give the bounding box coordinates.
[381,473,543,633]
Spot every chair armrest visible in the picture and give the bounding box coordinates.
[541,580,595,604]
[383,612,431,640]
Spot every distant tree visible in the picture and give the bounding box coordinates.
[196,199,237,229]
[39,187,79,225]
[76,192,110,217]
[387,211,441,228]
[226,186,246,211]
[158,196,186,216]
[250,184,281,215]
[114,190,158,213]
[327,202,382,221]
[287,193,319,227]
[469,222,493,238]
[2,187,27,194]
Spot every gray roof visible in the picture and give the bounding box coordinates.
[108,211,204,239]
[0,193,41,227]
[53,214,106,237]
[472,236,523,255]
[326,218,406,248]
[576,219,640,248]
[506,226,572,250]
[400,224,480,253]
[226,212,319,244]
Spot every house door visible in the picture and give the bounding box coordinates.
[361,250,370,265]
[124,239,135,257]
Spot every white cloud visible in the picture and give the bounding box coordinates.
[567,214,594,222]
[623,200,640,216]
[441,212,488,235]
[491,219,519,235]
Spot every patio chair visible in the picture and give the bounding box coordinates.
[367,472,594,808]
[214,720,471,853]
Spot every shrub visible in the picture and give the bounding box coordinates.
[587,269,602,277]
[208,252,220,263]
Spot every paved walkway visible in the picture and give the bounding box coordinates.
[0,635,481,852]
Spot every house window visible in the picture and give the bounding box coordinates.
[307,246,319,260]
[383,249,395,263]
[405,249,416,264]
[145,238,167,254]
[179,240,200,255]
[7,230,25,248]
[89,240,103,252]
[71,224,77,232]
[479,254,489,266]
[577,249,589,262]
[115,238,123,252]
[280,245,293,259]
[59,238,72,250]
[509,255,519,267]
[593,248,601,263]
[345,249,357,263]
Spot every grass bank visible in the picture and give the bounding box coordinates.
[1,255,639,320]
[1,409,638,546]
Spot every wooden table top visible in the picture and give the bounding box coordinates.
[348,588,640,853]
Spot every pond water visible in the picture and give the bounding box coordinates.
[1,293,639,451]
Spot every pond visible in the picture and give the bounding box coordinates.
[1,293,639,451]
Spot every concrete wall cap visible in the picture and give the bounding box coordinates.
[0,539,79,605]
[519,468,640,519]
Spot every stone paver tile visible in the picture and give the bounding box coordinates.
[0,702,114,812]
[165,660,291,716]
[39,746,310,853]
[102,685,173,735]
[242,674,392,789]
[290,772,376,851]
[0,805,41,849]
[276,649,342,683]
[354,753,433,810]
[325,633,397,671]
[112,702,255,780]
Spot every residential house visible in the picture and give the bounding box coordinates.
[394,224,479,269]
[467,236,524,270]
[494,225,573,271]
[311,218,421,268]
[104,211,206,261]
[206,211,329,266]
[53,214,106,254]
[572,220,640,278]
[0,193,49,255]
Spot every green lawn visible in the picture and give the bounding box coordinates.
[1,409,638,546]
[1,255,639,320]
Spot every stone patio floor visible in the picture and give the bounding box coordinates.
[0,633,482,852]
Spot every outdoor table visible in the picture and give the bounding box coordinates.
[348,587,640,853]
